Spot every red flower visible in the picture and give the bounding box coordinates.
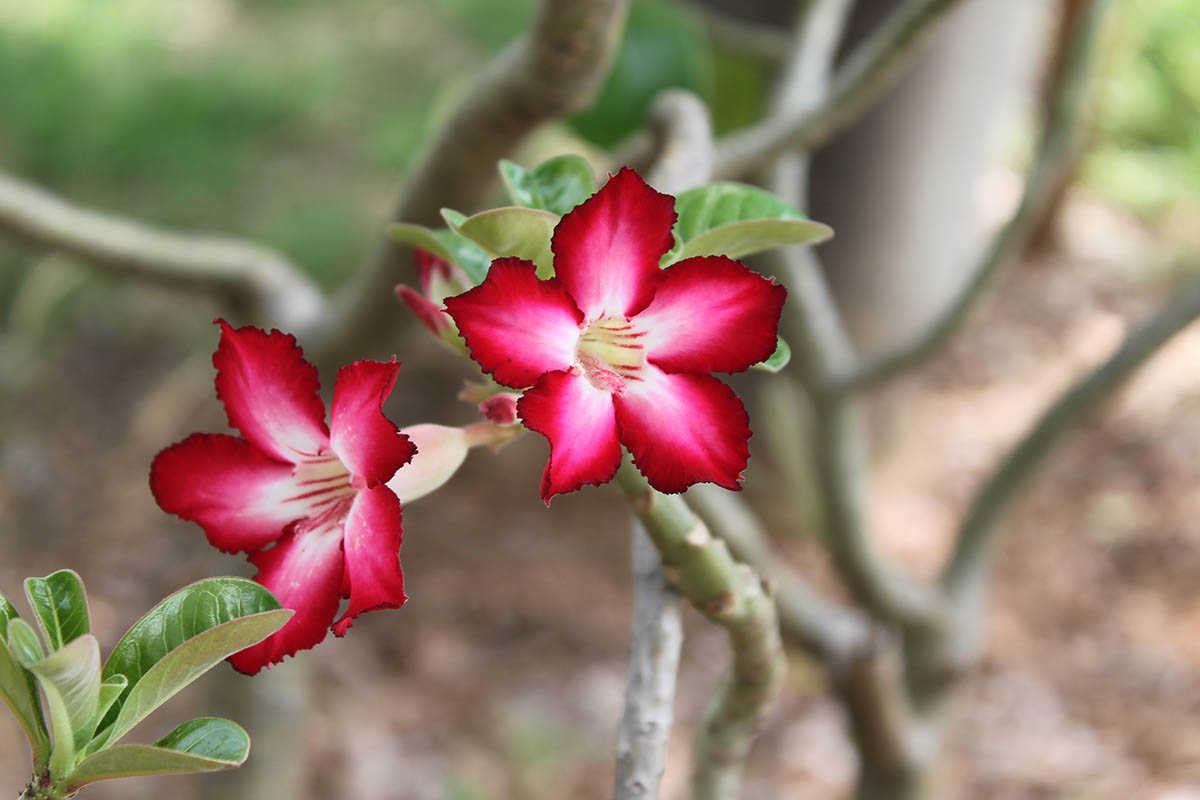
[150,321,416,674]
[444,168,786,502]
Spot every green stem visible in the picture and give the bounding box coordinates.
[613,461,785,799]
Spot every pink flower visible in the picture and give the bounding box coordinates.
[150,321,415,674]
[444,168,786,502]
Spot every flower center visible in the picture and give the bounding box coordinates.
[285,453,356,523]
[576,316,646,393]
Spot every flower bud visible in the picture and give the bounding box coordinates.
[385,424,470,504]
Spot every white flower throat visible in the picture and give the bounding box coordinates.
[575,316,647,393]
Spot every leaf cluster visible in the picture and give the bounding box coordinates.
[1,571,290,799]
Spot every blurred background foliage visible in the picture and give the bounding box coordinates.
[0,0,1192,330]
[1086,0,1200,218]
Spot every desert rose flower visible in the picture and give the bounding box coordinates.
[444,168,786,502]
[150,321,416,673]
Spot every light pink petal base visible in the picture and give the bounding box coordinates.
[635,255,786,374]
[614,366,750,494]
[333,486,407,636]
[517,370,622,503]
[229,522,345,674]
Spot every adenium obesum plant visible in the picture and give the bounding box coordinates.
[444,168,787,501]
[1,570,289,800]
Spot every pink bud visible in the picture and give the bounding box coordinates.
[478,393,520,426]
[385,424,470,504]
[396,285,452,337]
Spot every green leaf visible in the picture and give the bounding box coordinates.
[0,636,50,770]
[753,336,792,373]
[67,717,249,789]
[21,634,102,776]
[98,578,289,747]
[451,207,558,278]
[7,618,44,665]
[499,155,597,215]
[669,182,833,263]
[24,569,90,652]
[386,221,493,285]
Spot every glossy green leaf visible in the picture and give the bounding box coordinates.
[24,569,89,652]
[753,336,792,373]
[451,207,558,278]
[67,717,249,788]
[96,675,127,728]
[0,601,50,771]
[668,182,833,263]
[386,221,493,285]
[99,578,288,747]
[499,155,597,215]
[21,634,102,776]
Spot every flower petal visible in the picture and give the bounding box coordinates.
[443,258,583,388]
[613,366,750,493]
[551,168,676,320]
[150,433,301,554]
[332,486,407,637]
[330,360,415,487]
[213,320,330,463]
[228,522,345,674]
[634,256,787,374]
[517,370,622,503]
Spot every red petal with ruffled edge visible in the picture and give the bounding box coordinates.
[517,370,622,503]
[332,486,406,636]
[551,168,676,320]
[634,256,786,374]
[330,360,415,488]
[614,366,750,494]
[150,433,308,554]
[228,521,346,674]
[213,320,330,463]
[444,258,583,389]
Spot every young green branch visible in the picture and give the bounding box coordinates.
[830,0,1112,394]
[614,463,786,800]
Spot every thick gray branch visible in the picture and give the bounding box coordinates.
[832,0,1111,393]
[319,0,630,364]
[714,0,966,179]
[614,523,684,800]
[0,169,325,334]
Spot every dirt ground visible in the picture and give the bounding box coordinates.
[2,193,1200,799]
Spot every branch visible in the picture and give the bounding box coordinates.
[614,522,684,800]
[614,464,786,800]
[713,0,966,179]
[757,0,946,632]
[0,169,326,334]
[687,485,869,662]
[318,0,630,365]
[688,3,793,61]
[943,271,1200,620]
[831,0,1112,394]
[613,88,712,800]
